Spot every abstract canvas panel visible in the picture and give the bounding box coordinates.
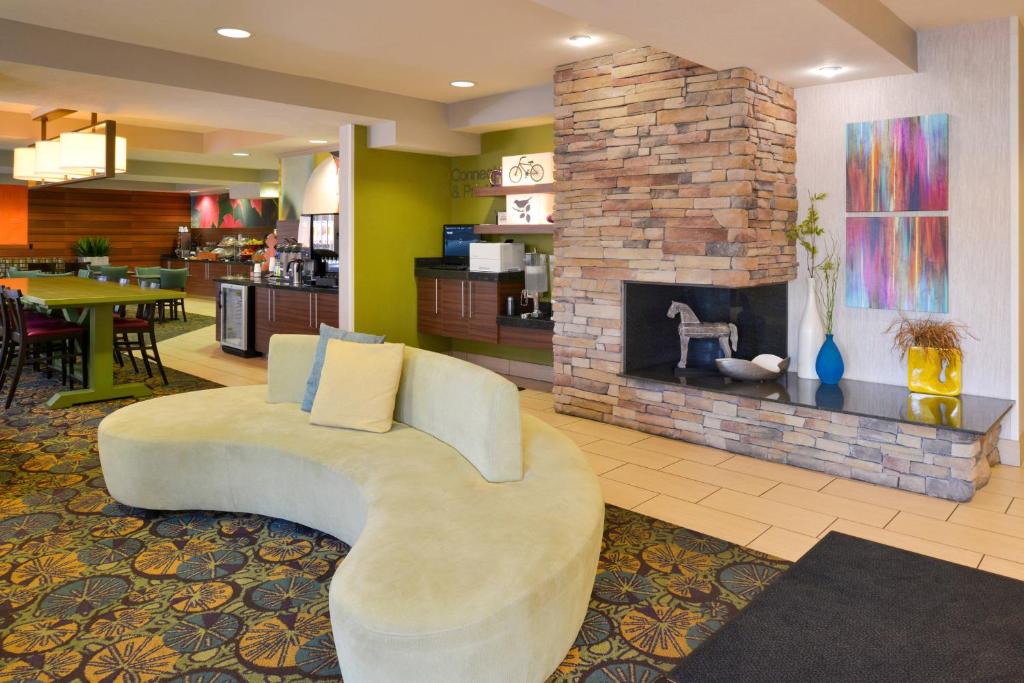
[846,216,948,313]
[846,114,949,212]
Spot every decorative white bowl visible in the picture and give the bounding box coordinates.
[715,354,790,382]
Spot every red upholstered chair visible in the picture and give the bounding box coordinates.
[0,287,87,409]
[113,302,168,385]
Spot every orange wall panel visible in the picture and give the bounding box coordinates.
[0,185,28,246]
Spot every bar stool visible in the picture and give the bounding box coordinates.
[0,287,87,409]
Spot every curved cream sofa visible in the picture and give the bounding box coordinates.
[98,335,604,682]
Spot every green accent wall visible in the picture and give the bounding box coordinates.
[353,126,450,352]
[448,124,555,365]
[351,123,556,366]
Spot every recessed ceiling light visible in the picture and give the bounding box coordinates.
[217,27,251,39]
[309,139,329,144]
[450,80,476,88]
[232,152,250,157]
[568,34,594,47]
[816,65,844,77]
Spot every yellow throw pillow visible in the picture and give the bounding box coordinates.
[309,339,405,433]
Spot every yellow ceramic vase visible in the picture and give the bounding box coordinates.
[907,346,962,397]
[906,393,962,428]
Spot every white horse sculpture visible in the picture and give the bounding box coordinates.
[667,301,738,369]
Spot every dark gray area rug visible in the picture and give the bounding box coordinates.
[667,531,1024,683]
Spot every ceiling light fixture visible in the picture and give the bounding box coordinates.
[12,110,127,187]
[816,65,844,77]
[232,152,250,157]
[309,139,329,145]
[568,34,593,46]
[449,80,476,88]
[217,27,251,39]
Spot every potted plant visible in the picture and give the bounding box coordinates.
[814,238,843,384]
[72,236,111,267]
[887,317,973,396]
[786,191,826,379]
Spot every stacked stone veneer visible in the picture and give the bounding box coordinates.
[551,47,998,502]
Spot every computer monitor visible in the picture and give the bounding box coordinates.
[443,224,477,264]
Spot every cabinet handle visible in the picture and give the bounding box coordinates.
[460,281,465,318]
[314,295,319,327]
[468,281,473,318]
[309,293,313,328]
[267,291,271,322]
[434,279,438,314]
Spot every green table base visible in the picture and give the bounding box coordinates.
[45,303,153,408]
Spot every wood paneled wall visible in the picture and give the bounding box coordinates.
[0,187,190,269]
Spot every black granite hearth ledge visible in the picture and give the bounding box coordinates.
[622,365,1013,437]
[497,315,554,330]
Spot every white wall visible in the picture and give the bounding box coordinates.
[792,19,1020,440]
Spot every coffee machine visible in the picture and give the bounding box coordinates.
[299,213,340,287]
[520,252,549,319]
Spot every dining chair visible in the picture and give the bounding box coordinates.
[158,267,188,321]
[77,269,92,279]
[99,265,129,281]
[113,302,168,385]
[135,266,161,287]
[0,287,87,409]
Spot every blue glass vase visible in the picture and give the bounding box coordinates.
[815,334,844,385]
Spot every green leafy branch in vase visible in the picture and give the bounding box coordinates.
[786,192,826,280]
[816,235,841,334]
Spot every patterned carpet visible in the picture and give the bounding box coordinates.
[0,366,789,682]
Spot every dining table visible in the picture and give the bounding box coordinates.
[0,277,186,408]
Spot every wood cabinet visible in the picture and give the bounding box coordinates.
[163,259,247,298]
[253,286,339,355]
[416,278,443,335]
[440,278,469,338]
[416,276,522,344]
[313,292,338,329]
[498,324,553,350]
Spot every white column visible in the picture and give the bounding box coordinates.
[338,123,355,330]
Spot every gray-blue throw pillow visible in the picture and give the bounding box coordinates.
[301,323,386,412]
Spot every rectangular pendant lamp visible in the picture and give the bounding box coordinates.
[12,147,41,181]
[59,131,127,174]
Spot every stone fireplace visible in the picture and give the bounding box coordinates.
[551,45,798,428]
[549,46,1007,502]
[623,281,788,380]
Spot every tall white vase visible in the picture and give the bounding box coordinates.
[797,277,825,379]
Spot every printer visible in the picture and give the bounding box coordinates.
[469,242,525,273]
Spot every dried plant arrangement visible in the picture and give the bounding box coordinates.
[886,317,974,365]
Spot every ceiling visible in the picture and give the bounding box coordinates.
[882,0,1024,30]
[0,0,635,103]
[0,0,1019,185]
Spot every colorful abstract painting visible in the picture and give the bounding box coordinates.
[846,114,949,212]
[846,216,948,313]
[191,193,279,229]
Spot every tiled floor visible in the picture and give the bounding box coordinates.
[156,297,267,387]
[161,305,1024,583]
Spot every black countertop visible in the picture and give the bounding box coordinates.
[214,275,339,294]
[622,364,1013,435]
[414,258,526,282]
[497,314,554,331]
